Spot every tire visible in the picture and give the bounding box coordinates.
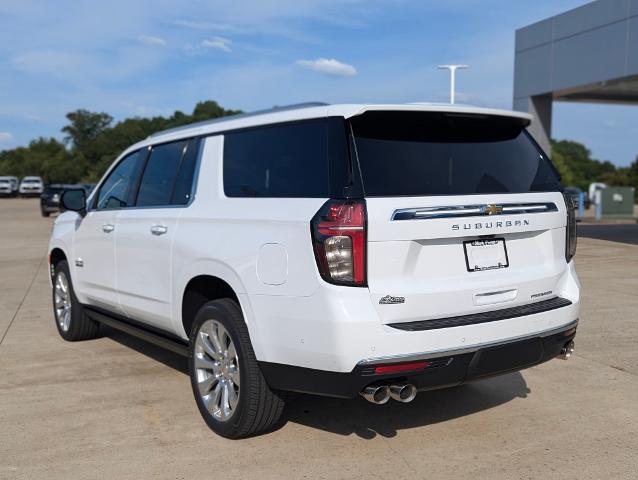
[188,299,285,439]
[52,260,100,341]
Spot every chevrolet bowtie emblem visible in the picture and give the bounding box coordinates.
[483,204,503,215]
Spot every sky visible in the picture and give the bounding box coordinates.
[0,0,636,166]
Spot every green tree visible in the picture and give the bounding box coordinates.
[0,137,79,183]
[62,110,113,150]
[549,149,575,186]
[551,140,615,191]
[191,100,241,122]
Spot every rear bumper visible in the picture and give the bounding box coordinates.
[259,320,578,398]
[249,261,581,372]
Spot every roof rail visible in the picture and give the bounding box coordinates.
[148,102,329,138]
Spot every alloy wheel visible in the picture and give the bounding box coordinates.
[54,272,72,332]
[194,319,240,422]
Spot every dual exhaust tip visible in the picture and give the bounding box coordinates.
[360,383,417,404]
[559,340,575,360]
[363,341,576,403]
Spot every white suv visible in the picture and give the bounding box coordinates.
[49,103,580,438]
[19,176,44,196]
[0,176,15,196]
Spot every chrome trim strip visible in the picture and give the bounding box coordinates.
[356,319,578,366]
[391,202,558,221]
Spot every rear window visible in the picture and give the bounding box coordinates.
[350,111,561,197]
[223,120,330,198]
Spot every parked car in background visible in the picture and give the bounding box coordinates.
[19,176,44,197]
[41,184,70,217]
[41,183,95,217]
[0,177,16,197]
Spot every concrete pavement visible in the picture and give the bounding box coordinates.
[1,199,637,480]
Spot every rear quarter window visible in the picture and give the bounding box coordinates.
[223,120,332,198]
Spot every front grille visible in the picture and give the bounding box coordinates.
[388,297,573,332]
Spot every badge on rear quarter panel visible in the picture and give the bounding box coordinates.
[379,295,405,305]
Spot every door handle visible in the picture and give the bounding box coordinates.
[102,223,115,233]
[150,225,168,236]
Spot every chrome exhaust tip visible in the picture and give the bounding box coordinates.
[559,340,575,360]
[389,383,417,403]
[360,385,391,404]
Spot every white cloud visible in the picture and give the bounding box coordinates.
[0,132,14,143]
[296,58,357,77]
[201,37,232,52]
[138,35,166,47]
[174,20,237,32]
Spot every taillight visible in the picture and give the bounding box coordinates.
[564,193,577,262]
[311,199,367,286]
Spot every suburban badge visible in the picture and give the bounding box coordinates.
[379,295,405,305]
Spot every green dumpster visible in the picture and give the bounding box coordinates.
[600,187,636,219]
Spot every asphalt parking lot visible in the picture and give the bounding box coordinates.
[1,199,637,480]
[578,223,638,246]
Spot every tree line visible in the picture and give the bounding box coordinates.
[0,100,636,201]
[552,140,638,200]
[0,101,240,184]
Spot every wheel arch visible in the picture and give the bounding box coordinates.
[48,246,69,285]
[181,275,239,337]
[49,247,67,268]
[176,261,261,358]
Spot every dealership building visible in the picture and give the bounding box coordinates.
[513,0,638,154]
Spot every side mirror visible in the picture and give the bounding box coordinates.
[61,189,87,216]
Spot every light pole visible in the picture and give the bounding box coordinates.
[437,64,468,104]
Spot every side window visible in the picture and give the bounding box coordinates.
[223,120,330,197]
[136,141,186,207]
[170,139,200,205]
[96,150,145,210]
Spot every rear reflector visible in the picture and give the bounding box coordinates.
[374,361,431,374]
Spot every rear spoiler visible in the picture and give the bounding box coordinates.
[337,104,533,127]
